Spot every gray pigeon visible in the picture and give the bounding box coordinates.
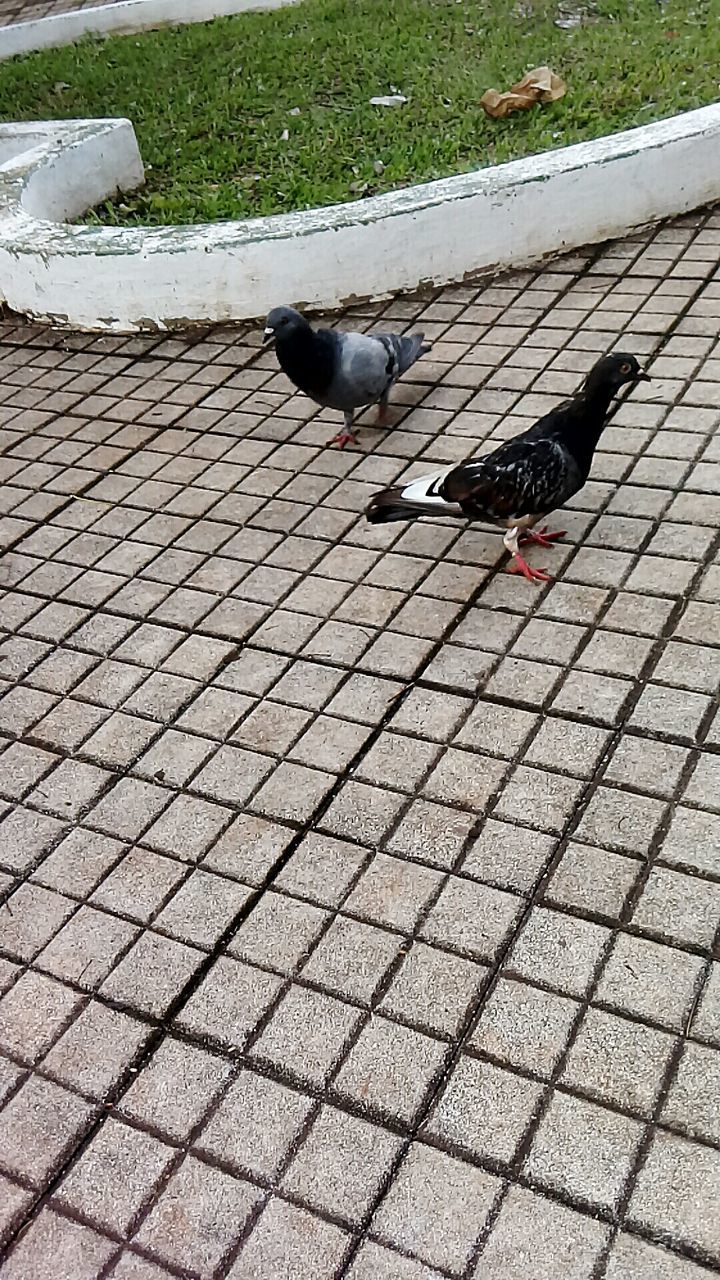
[263,305,431,447]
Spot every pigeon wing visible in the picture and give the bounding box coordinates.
[443,436,580,522]
[323,331,396,410]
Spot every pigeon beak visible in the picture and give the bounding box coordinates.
[262,327,275,345]
[636,370,651,382]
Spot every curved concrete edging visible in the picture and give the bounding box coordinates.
[0,104,719,332]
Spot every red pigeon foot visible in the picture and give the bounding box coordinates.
[519,525,567,548]
[507,553,551,583]
[327,429,359,449]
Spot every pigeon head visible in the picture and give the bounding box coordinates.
[263,306,310,345]
[583,352,650,395]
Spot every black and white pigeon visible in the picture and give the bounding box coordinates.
[263,305,431,448]
[366,351,650,582]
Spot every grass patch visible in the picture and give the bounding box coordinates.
[0,0,717,224]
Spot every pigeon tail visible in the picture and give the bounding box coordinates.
[365,468,462,525]
[394,332,431,376]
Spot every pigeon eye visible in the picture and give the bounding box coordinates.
[620,362,632,374]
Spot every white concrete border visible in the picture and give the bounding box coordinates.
[0,105,719,331]
[0,0,298,60]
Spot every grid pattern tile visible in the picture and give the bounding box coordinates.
[0,207,719,1278]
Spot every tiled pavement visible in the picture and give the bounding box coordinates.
[0,0,114,29]
[0,207,719,1280]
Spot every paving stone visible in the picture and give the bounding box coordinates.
[628,1130,720,1259]
[320,780,406,844]
[505,906,609,996]
[229,889,327,973]
[1,882,76,961]
[91,847,185,923]
[574,786,667,855]
[544,842,641,920]
[419,877,523,962]
[0,970,81,1064]
[384,797,476,870]
[274,831,368,906]
[661,807,720,875]
[525,1089,644,1211]
[42,1001,150,1100]
[0,1176,33,1248]
[692,963,720,1045]
[596,932,705,1030]
[0,1208,117,1280]
[654,641,720,695]
[135,1156,261,1277]
[562,1005,676,1115]
[494,764,585,835]
[0,1075,95,1186]
[250,759,335,823]
[196,1067,313,1179]
[604,1231,717,1279]
[683,752,720,813]
[178,687,255,739]
[326,671,404,725]
[134,728,215,787]
[87,777,171,841]
[0,1056,23,1106]
[355,731,440,793]
[389,687,472,741]
[347,1242,446,1280]
[463,820,555,894]
[202,811,293,885]
[632,866,720,948]
[523,716,610,779]
[282,1104,402,1227]
[228,1198,350,1280]
[34,698,110,753]
[629,683,711,742]
[474,1184,610,1280]
[154,869,251,947]
[36,904,139,990]
[120,1038,232,1140]
[251,984,362,1088]
[287,713,371,772]
[301,914,402,1004]
[372,1142,500,1274]
[455,699,538,760]
[470,977,579,1078]
[107,1250,176,1279]
[333,1014,449,1125]
[485,656,562,707]
[426,1054,543,1164]
[100,930,203,1016]
[175,956,282,1050]
[345,853,444,933]
[32,828,125,896]
[552,670,634,726]
[55,1116,176,1234]
[380,941,487,1038]
[191,744,273,806]
[662,1041,720,1143]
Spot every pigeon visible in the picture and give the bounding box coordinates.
[366,351,650,583]
[263,305,431,448]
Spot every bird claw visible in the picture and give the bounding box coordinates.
[519,526,567,549]
[327,430,359,449]
[507,554,552,583]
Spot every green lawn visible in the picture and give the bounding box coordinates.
[1,0,717,225]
